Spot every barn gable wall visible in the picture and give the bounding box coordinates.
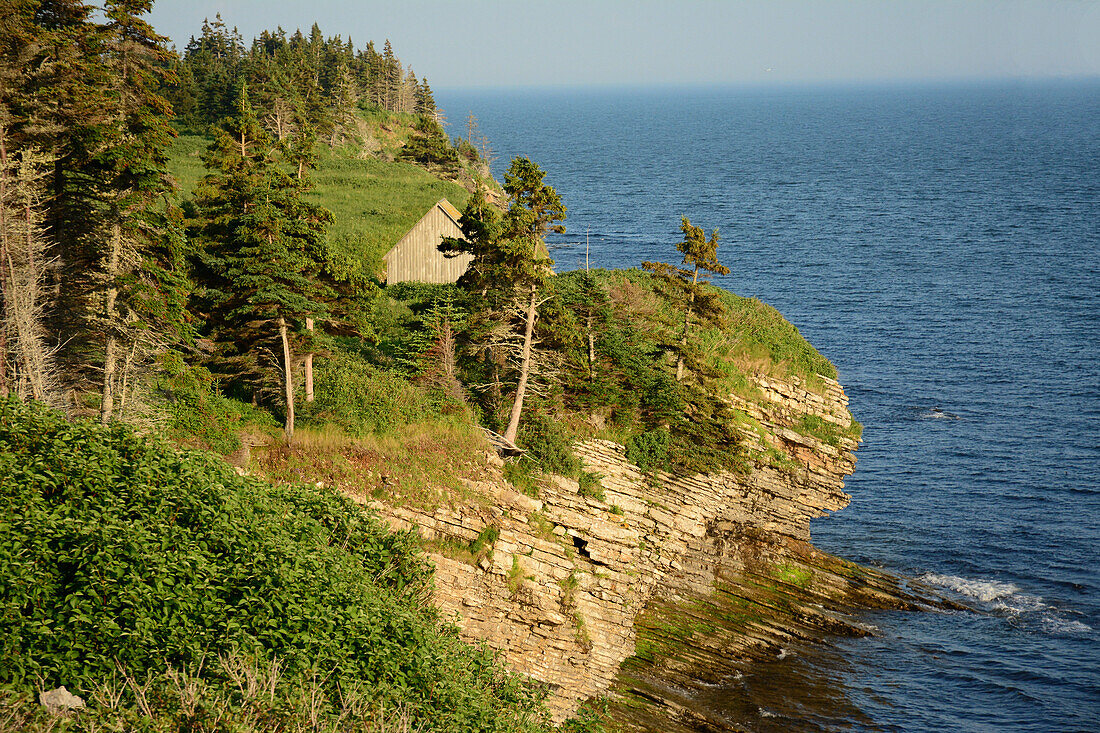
[383,202,474,284]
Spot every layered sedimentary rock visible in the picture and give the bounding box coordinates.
[369,374,925,725]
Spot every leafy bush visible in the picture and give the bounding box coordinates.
[625,427,671,473]
[503,458,540,498]
[399,117,460,170]
[518,411,581,476]
[0,398,549,732]
[154,352,276,454]
[303,350,443,435]
[577,471,605,501]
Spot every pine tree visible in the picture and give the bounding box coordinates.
[182,14,244,126]
[444,158,565,444]
[92,0,185,424]
[415,77,436,117]
[326,62,359,147]
[23,1,110,388]
[191,88,333,439]
[642,216,729,381]
[381,39,400,112]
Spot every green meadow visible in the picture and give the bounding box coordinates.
[166,130,470,277]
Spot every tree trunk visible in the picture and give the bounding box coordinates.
[101,336,118,423]
[304,316,314,403]
[118,337,137,418]
[587,313,596,380]
[279,315,295,441]
[503,284,538,444]
[676,266,699,382]
[100,221,122,424]
[0,132,9,398]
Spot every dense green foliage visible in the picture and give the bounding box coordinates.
[302,349,456,435]
[0,397,549,731]
[167,16,436,133]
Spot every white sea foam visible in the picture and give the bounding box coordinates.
[1040,617,1093,634]
[758,708,778,718]
[922,572,1091,636]
[776,648,789,660]
[921,572,1020,602]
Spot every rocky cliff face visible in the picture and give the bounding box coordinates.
[368,373,924,726]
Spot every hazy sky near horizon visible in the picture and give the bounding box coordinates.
[147,0,1100,90]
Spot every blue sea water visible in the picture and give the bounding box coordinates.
[437,81,1100,731]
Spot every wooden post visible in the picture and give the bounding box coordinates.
[586,228,596,378]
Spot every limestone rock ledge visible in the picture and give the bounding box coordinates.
[366,374,896,724]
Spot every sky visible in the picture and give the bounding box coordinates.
[147,0,1100,90]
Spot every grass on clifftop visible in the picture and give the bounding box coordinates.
[595,268,836,388]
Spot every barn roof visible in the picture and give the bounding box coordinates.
[437,198,463,223]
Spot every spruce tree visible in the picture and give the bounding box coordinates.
[443,158,565,444]
[94,0,185,423]
[415,77,436,117]
[643,216,730,381]
[191,88,333,439]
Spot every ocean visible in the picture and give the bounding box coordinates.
[436,81,1100,732]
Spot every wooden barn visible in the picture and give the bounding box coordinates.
[382,199,473,284]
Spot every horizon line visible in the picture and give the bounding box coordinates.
[435,73,1100,95]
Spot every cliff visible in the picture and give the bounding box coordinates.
[364,371,937,727]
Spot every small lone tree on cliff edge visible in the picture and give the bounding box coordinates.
[642,216,730,381]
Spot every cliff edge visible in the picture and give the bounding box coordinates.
[367,371,931,727]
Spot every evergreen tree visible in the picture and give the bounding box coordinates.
[642,216,730,381]
[444,158,565,444]
[93,0,186,424]
[326,62,359,147]
[191,88,333,439]
[381,39,400,112]
[183,14,244,125]
[415,77,436,117]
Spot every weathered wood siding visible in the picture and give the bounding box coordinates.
[383,201,473,284]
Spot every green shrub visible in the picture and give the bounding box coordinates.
[153,352,276,454]
[518,412,581,475]
[577,471,605,501]
[470,525,500,560]
[0,398,549,732]
[561,697,612,733]
[303,350,440,435]
[625,427,671,473]
[503,459,540,498]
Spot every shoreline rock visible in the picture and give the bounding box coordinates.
[365,373,950,725]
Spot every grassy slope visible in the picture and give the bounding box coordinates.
[593,268,836,390]
[314,153,469,276]
[167,110,470,278]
